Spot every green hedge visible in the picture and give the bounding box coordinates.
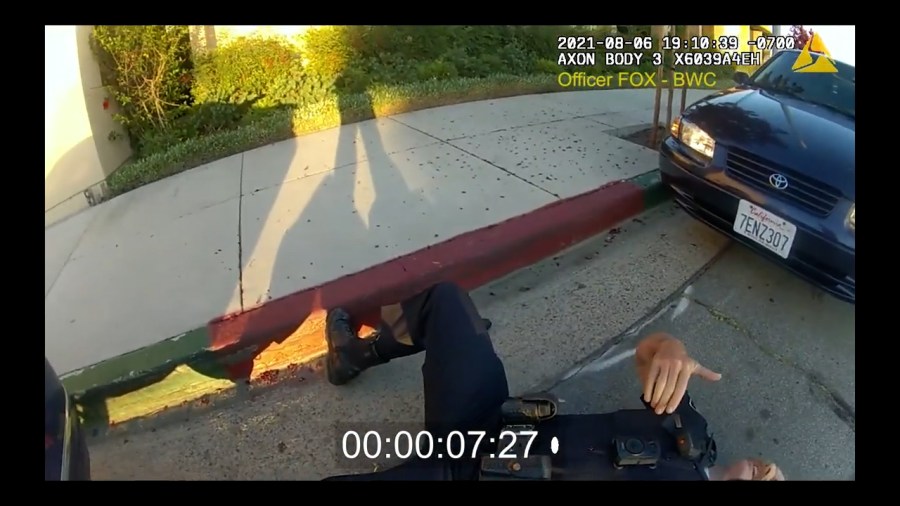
[90,26,193,144]
[91,25,732,196]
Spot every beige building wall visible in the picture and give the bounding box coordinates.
[45,25,131,228]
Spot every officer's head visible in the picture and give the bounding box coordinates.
[711,459,785,481]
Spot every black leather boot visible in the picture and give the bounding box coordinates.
[325,308,387,386]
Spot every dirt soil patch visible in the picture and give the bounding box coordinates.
[621,126,667,151]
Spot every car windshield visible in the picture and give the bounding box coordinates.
[749,51,855,119]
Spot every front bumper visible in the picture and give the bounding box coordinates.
[658,138,855,304]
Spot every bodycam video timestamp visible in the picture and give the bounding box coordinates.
[556,34,763,68]
[335,424,562,469]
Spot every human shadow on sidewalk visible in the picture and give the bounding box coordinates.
[210,66,424,392]
[66,101,301,433]
[75,65,426,434]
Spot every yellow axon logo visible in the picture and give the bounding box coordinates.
[792,32,838,73]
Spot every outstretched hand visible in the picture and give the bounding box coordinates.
[635,333,722,414]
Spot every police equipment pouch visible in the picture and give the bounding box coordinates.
[499,392,559,424]
[479,393,558,480]
[479,391,716,481]
[480,456,553,480]
[650,395,717,468]
[565,394,715,480]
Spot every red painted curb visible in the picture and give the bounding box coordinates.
[208,180,645,373]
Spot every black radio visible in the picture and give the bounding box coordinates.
[612,436,662,467]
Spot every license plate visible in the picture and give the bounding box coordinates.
[732,199,796,259]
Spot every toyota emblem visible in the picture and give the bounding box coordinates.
[769,173,789,190]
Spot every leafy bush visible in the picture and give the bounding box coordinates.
[358,26,457,61]
[534,58,564,74]
[191,36,301,104]
[415,60,459,80]
[516,25,612,60]
[137,102,256,155]
[107,74,559,195]
[100,25,715,195]
[266,64,336,105]
[302,26,363,79]
[90,25,193,145]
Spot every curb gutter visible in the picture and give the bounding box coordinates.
[65,169,672,431]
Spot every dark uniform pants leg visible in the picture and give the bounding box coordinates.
[396,282,510,437]
[327,282,510,481]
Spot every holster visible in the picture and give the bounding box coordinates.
[499,392,559,425]
[479,393,558,481]
[645,393,718,469]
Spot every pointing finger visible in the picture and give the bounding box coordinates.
[694,364,722,382]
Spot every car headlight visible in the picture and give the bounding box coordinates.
[670,116,681,138]
[679,119,716,159]
[848,204,855,230]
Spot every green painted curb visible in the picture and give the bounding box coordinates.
[67,335,264,430]
[62,327,209,397]
[61,327,248,430]
[67,169,672,433]
[629,169,673,210]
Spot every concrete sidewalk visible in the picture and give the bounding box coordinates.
[45,88,714,425]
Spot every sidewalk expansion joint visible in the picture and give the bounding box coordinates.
[237,153,246,312]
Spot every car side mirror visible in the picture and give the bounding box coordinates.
[733,71,750,85]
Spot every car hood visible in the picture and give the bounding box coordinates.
[684,88,855,199]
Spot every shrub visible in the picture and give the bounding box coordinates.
[508,26,562,60]
[108,74,559,196]
[358,26,457,62]
[265,64,336,106]
[534,58,563,74]
[192,35,339,110]
[358,53,418,84]
[498,42,534,74]
[301,26,363,79]
[90,25,193,145]
[102,25,713,196]
[137,102,255,155]
[191,36,302,105]
[415,60,459,80]
[477,55,506,77]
